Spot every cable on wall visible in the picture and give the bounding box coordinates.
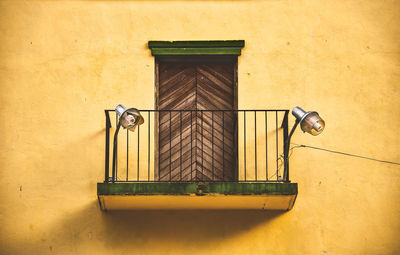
[268,143,400,180]
[291,143,400,166]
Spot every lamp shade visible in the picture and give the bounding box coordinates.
[292,106,325,136]
[115,104,144,132]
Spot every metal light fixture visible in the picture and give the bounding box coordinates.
[283,106,325,180]
[111,104,144,182]
[115,104,144,132]
[292,106,325,136]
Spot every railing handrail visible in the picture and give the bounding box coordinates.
[106,109,289,112]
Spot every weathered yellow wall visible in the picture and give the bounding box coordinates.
[1,0,399,254]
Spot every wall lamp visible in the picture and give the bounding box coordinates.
[111,104,144,181]
[283,106,325,180]
[291,106,325,136]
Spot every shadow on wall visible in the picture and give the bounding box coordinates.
[0,201,286,254]
[99,204,285,248]
[53,201,285,250]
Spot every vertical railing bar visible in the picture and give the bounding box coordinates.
[180,111,182,181]
[233,110,235,181]
[190,110,193,181]
[148,111,150,181]
[254,111,257,181]
[105,111,111,182]
[275,111,278,181]
[158,111,161,181]
[201,111,204,178]
[244,111,246,181]
[212,111,214,181]
[283,111,289,181]
[265,111,268,181]
[169,111,172,181]
[222,111,225,181]
[115,113,118,181]
[137,124,140,181]
[126,130,129,181]
[111,123,121,183]
[195,111,198,181]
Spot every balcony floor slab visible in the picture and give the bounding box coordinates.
[97,182,297,211]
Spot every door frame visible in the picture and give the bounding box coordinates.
[149,40,244,181]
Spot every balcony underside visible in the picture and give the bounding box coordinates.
[97,182,297,211]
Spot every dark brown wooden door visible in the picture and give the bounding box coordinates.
[157,56,237,181]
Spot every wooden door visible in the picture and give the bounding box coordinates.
[156,56,237,181]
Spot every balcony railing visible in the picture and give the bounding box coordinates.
[104,109,290,183]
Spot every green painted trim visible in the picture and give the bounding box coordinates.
[97,182,298,196]
[150,47,242,56]
[203,182,298,195]
[97,182,198,195]
[148,40,245,48]
[148,40,245,56]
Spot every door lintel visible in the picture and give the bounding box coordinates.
[148,40,245,56]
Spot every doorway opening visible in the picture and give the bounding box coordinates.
[155,56,238,181]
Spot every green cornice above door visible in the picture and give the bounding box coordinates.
[148,40,245,56]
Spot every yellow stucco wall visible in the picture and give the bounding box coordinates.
[0,0,399,254]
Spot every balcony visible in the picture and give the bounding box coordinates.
[97,109,298,210]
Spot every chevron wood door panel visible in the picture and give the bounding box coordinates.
[157,57,237,181]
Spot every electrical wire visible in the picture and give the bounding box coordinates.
[291,143,400,166]
[268,145,303,179]
[269,143,399,179]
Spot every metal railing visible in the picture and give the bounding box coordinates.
[104,109,290,183]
